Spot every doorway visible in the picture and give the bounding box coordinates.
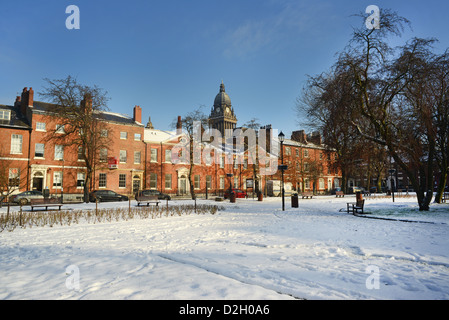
[32,172,44,192]
[179,175,187,195]
[133,175,141,194]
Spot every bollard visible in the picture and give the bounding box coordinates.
[291,193,299,208]
[230,192,236,203]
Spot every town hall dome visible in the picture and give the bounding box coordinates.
[214,81,231,108]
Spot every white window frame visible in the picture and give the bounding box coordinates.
[0,110,11,121]
[151,148,158,163]
[120,150,127,163]
[54,145,64,160]
[194,175,200,189]
[55,124,65,134]
[36,122,46,131]
[119,174,126,188]
[134,151,141,164]
[77,172,86,188]
[165,174,172,189]
[53,171,62,188]
[9,168,20,187]
[165,149,172,163]
[99,173,107,188]
[149,173,157,190]
[34,143,45,158]
[100,148,108,162]
[10,134,23,154]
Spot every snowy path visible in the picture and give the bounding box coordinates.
[1,196,448,299]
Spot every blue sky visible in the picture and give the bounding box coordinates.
[1,0,449,136]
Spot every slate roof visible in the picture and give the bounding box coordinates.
[32,101,141,126]
[0,104,31,129]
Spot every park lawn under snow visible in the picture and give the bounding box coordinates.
[0,195,448,300]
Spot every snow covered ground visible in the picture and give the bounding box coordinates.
[0,195,448,300]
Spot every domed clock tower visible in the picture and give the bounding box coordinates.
[209,81,237,136]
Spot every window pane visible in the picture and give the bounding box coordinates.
[150,173,157,189]
[36,122,46,131]
[134,151,141,164]
[77,172,85,187]
[119,174,126,188]
[53,172,62,187]
[165,174,172,189]
[55,145,64,160]
[9,168,19,187]
[165,149,172,163]
[206,175,211,189]
[99,173,107,187]
[100,148,107,162]
[120,150,127,163]
[194,175,200,189]
[35,143,44,158]
[56,124,65,134]
[10,134,23,154]
[151,149,157,162]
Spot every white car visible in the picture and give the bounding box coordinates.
[11,191,44,205]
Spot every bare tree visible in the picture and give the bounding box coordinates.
[0,147,28,205]
[337,11,442,211]
[172,106,209,199]
[39,76,111,202]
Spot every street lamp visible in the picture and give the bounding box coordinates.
[278,131,287,211]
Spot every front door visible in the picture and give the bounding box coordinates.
[32,177,43,192]
[179,176,187,195]
[133,177,140,194]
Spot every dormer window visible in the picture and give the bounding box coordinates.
[0,110,11,124]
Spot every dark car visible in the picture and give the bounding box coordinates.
[89,190,129,202]
[224,188,247,199]
[330,187,342,195]
[135,189,171,200]
[10,190,44,205]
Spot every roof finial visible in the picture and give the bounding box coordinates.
[220,80,225,92]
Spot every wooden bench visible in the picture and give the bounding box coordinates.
[347,199,365,215]
[301,192,313,199]
[30,198,63,211]
[136,195,160,207]
[335,191,344,198]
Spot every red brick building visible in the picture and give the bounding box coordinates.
[1,84,341,202]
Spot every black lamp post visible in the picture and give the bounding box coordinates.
[278,131,287,211]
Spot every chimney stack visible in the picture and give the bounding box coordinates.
[14,96,21,108]
[291,130,308,144]
[20,87,34,117]
[176,116,182,135]
[308,131,322,145]
[80,93,93,115]
[133,105,142,124]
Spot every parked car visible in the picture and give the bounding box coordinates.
[348,186,364,194]
[224,188,247,199]
[135,189,171,200]
[89,190,129,202]
[10,191,44,205]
